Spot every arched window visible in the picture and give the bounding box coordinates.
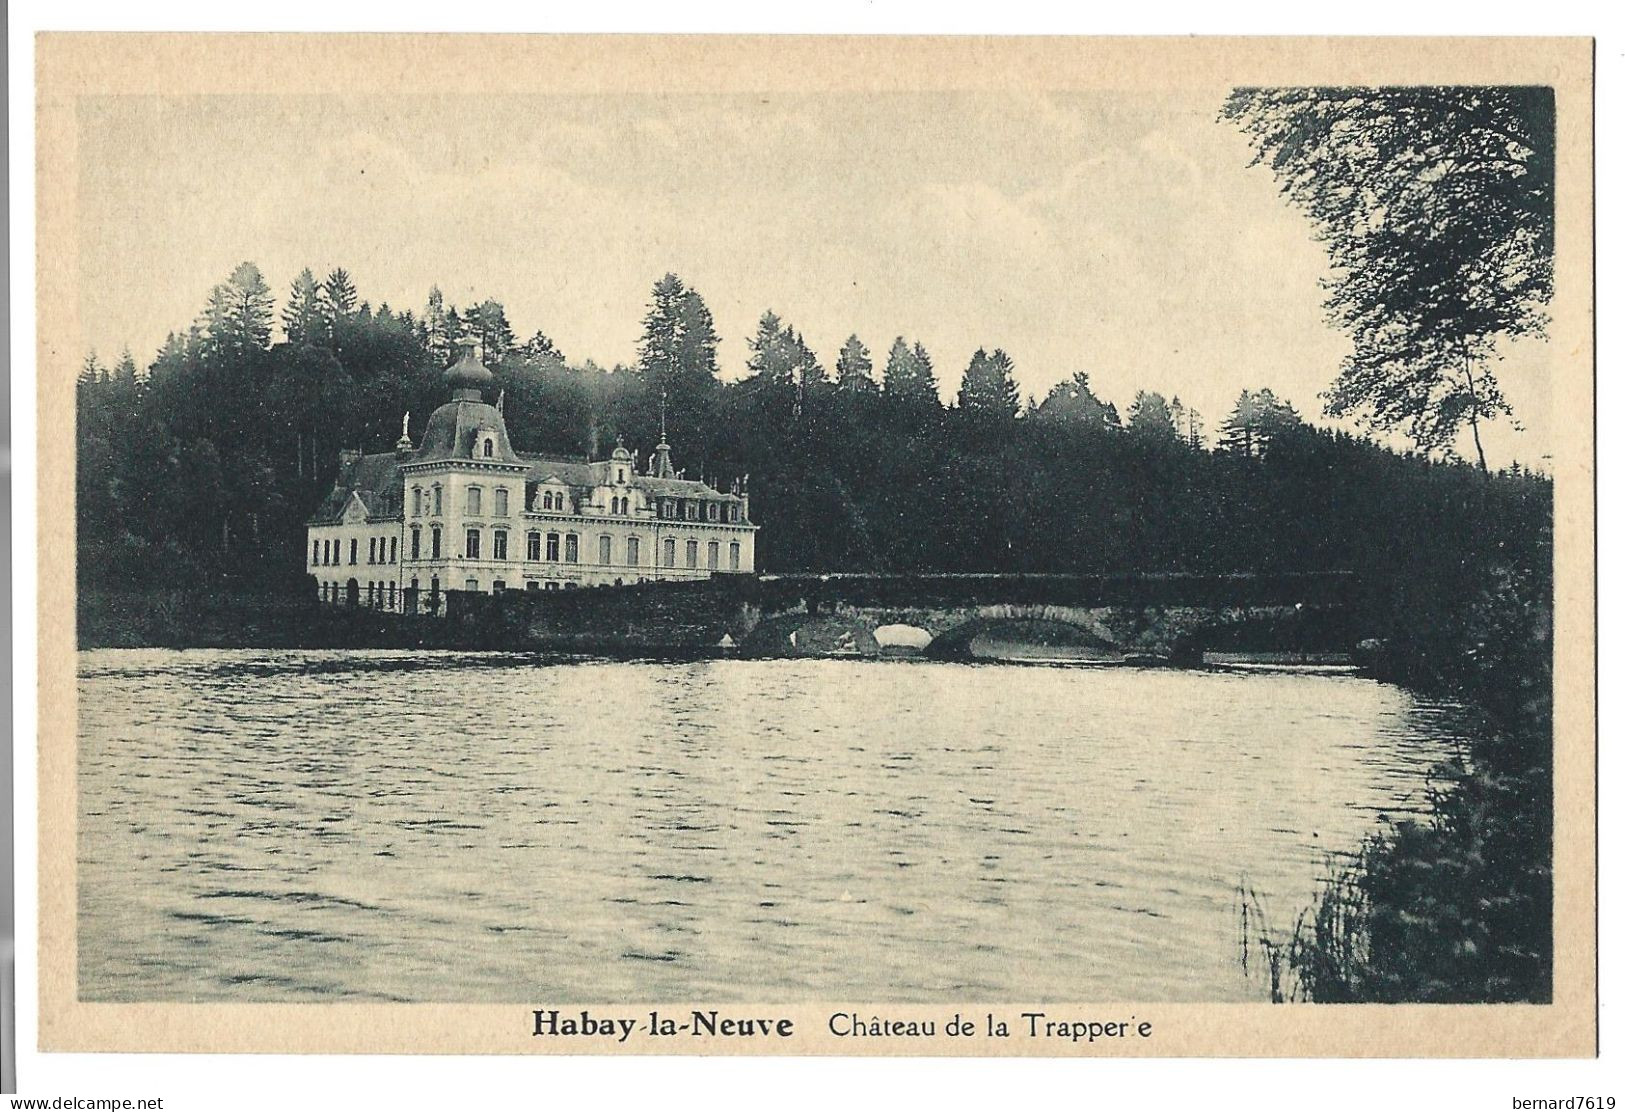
[368,538,377,564]
[312,540,320,565]
[390,537,398,563]
[349,538,359,565]
[412,487,422,516]
[432,485,443,514]
[467,487,482,516]
[543,491,554,511]
[483,437,494,458]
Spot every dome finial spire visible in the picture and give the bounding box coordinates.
[445,335,495,400]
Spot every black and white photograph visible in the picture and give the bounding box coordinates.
[26,32,1596,1064]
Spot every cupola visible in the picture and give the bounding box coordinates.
[445,337,495,400]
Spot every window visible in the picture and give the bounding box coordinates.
[492,580,505,592]
[686,540,699,569]
[663,538,676,567]
[729,505,740,523]
[432,485,443,514]
[708,502,718,522]
[545,581,560,591]
[626,536,640,566]
[430,575,440,597]
[482,438,494,458]
[546,533,560,562]
[525,582,538,591]
[599,535,612,565]
[412,487,422,516]
[707,541,719,570]
[369,538,377,564]
[466,529,481,559]
[388,582,396,608]
[349,538,358,565]
[390,537,398,563]
[495,487,508,516]
[564,534,579,563]
[729,542,741,571]
[466,578,479,592]
[527,532,541,561]
[431,526,442,558]
[411,526,422,560]
[542,491,553,511]
[467,487,482,516]
[685,502,697,521]
[617,468,625,483]
[493,530,508,561]
[312,540,320,565]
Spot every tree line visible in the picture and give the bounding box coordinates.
[77,265,1548,650]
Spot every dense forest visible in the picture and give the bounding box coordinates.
[75,265,1550,621]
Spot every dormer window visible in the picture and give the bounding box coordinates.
[482,436,495,458]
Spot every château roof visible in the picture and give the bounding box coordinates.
[306,450,411,525]
[411,397,526,466]
[307,342,742,527]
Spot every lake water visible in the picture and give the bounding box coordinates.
[76,650,1469,1003]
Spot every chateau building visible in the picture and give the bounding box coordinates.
[307,339,756,611]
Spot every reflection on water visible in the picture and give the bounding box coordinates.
[76,650,1467,1002]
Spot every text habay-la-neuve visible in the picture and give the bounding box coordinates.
[533,1009,794,1042]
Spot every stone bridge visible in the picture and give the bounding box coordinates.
[444,571,1362,662]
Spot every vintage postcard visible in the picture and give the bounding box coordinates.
[34,34,1595,1056]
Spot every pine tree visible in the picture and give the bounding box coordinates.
[882,337,939,409]
[958,346,1020,418]
[203,261,274,359]
[835,334,876,393]
[1126,391,1178,439]
[321,267,359,327]
[424,285,452,365]
[282,268,325,346]
[1219,388,1301,458]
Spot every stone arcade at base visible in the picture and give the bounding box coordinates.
[306,339,757,612]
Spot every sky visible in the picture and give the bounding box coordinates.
[73,90,1553,468]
